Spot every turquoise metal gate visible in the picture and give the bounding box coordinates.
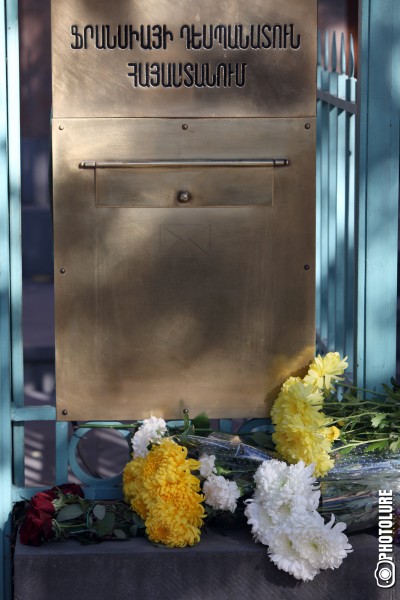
[1,0,23,597]
[1,1,400,599]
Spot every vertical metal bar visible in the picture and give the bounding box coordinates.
[327,32,338,350]
[318,32,331,347]
[316,99,322,340]
[334,35,349,358]
[355,0,400,389]
[0,0,12,595]
[6,0,24,489]
[345,109,356,376]
[315,32,322,340]
[345,43,357,375]
[56,422,70,484]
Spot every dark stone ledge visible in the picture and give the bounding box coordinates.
[14,526,399,600]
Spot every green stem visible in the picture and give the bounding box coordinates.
[331,437,390,453]
[325,411,378,425]
[325,400,390,410]
[76,423,139,430]
[339,383,387,397]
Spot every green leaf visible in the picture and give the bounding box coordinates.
[92,504,106,521]
[129,525,138,537]
[365,440,388,452]
[131,512,146,529]
[371,413,387,428]
[250,432,272,448]
[94,512,116,537]
[389,439,400,452]
[113,529,127,539]
[192,413,211,433]
[337,445,355,455]
[343,393,359,403]
[56,504,84,523]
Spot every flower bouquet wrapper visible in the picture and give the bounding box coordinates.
[188,433,400,533]
[186,432,276,471]
[318,451,400,532]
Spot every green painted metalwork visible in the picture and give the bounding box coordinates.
[317,32,331,348]
[68,424,131,486]
[7,0,24,495]
[0,2,16,598]
[316,31,357,377]
[1,0,23,596]
[356,0,400,390]
[56,422,70,485]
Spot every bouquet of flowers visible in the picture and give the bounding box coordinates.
[270,352,400,476]
[19,351,400,583]
[121,413,352,580]
[19,484,144,546]
[270,352,400,531]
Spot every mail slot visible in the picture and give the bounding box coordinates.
[80,159,285,208]
[52,0,317,421]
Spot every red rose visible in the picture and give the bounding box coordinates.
[19,484,85,546]
[30,492,56,515]
[20,507,55,546]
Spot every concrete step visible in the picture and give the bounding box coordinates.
[14,527,398,600]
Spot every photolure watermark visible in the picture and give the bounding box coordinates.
[375,490,396,588]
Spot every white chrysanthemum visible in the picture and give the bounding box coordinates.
[247,458,351,581]
[199,454,217,478]
[244,494,276,546]
[290,512,352,570]
[132,416,167,457]
[203,474,240,513]
[268,527,319,581]
[253,460,320,522]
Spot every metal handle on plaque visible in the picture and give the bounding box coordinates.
[79,159,290,169]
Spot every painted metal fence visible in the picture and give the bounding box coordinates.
[1,0,22,597]
[316,31,357,376]
[1,0,400,598]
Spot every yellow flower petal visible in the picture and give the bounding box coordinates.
[303,352,348,393]
[123,438,205,547]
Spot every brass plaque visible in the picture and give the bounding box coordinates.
[52,0,317,118]
[92,162,275,208]
[53,118,315,420]
[52,0,316,420]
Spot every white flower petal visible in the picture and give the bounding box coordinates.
[132,416,167,457]
[199,454,217,478]
[268,529,319,581]
[203,474,240,513]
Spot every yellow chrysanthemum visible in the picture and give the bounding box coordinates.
[139,439,200,507]
[271,382,325,427]
[145,500,203,547]
[271,381,337,476]
[280,376,303,393]
[303,352,348,393]
[322,425,341,443]
[273,427,335,476]
[123,438,205,547]
[123,456,149,518]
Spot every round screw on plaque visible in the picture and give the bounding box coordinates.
[305,123,311,130]
[178,191,191,203]
[62,409,68,416]
[60,267,66,274]
[59,124,64,130]
[304,264,311,271]
[182,123,189,130]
